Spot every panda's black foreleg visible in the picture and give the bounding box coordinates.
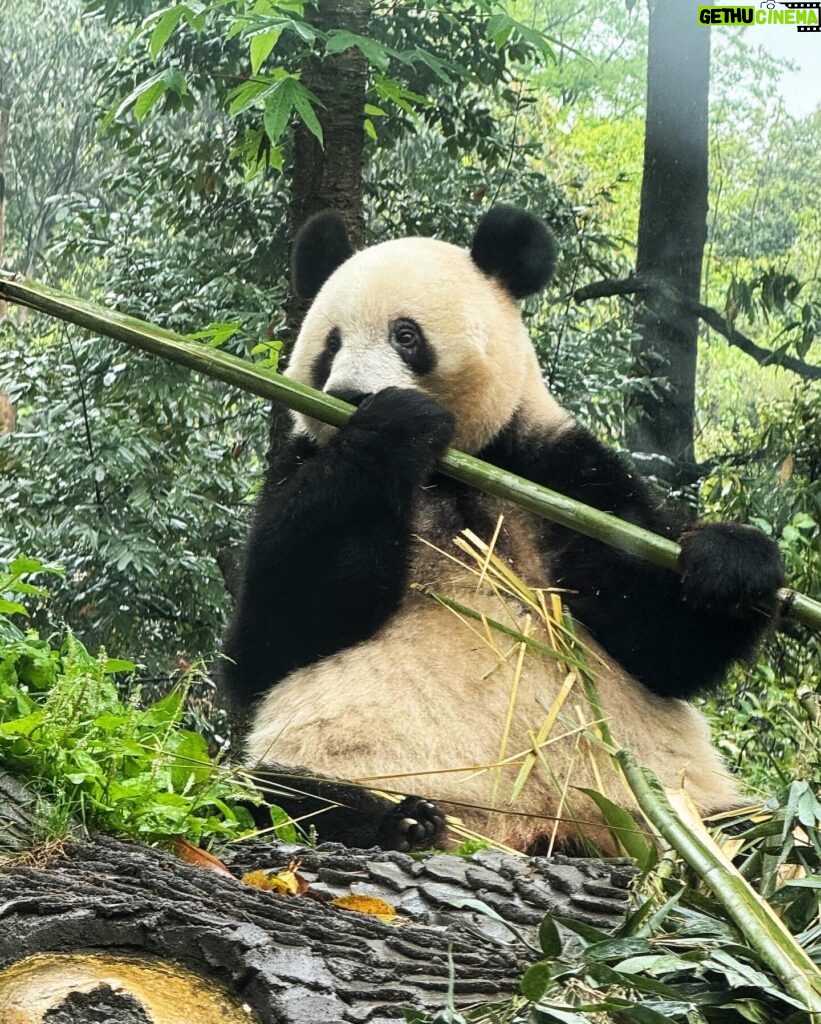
[222,388,455,710]
[249,762,447,852]
[480,420,784,700]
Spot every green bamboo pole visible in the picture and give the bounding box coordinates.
[2,271,820,633]
[618,750,821,1019]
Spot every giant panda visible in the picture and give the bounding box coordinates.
[221,206,784,855]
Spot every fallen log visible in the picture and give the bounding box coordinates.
[0,833,634,1023]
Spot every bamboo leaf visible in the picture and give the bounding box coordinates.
[578,787,655,869]
[617,750,821,1015]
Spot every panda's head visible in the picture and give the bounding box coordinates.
[286,206,566,452]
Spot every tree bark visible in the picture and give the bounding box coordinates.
[284,0,370,342]
[0,832,633,1023]
[0,87,9,319]
[626,0,710,482]
[270,0,370,451]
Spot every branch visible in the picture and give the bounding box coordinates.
[574,277,821,381]
[573,277,648,302]
[691,298,821,381]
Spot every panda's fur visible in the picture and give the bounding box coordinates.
[221,206,784,854]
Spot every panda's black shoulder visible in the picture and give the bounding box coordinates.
[479,416,659,517]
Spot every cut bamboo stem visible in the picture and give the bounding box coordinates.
[1,270,819,633]
[618,750,821,1019]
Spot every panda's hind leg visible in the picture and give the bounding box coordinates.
[249,761,447,852]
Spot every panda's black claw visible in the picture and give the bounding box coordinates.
[377,795,447,852]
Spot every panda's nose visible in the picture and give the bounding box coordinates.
[326,387,372,407]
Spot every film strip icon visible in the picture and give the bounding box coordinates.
[779,1,821,30]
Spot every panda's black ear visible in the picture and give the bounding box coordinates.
[470,205,557,299]
[292,211,355,300]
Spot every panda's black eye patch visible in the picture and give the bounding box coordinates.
[390,318,436,375]
[310,328,341,389]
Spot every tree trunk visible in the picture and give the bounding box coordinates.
[284,0,370,343]
[0,831,633,1023]
[0,91,9,319]
[626,0,710,483]
[269,0,370,451]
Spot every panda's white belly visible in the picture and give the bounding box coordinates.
[244,580,742,852]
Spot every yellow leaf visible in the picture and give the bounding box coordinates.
[778,453,795,485]
[242,861,308,895]
[331,894,397,922]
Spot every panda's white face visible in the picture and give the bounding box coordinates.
[286,237,556,452]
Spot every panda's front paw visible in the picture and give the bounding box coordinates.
[677,523,784,616]
[348,387,456,461]
[377,795,447,852]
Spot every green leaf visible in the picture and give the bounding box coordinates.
[0,599,28,617]
[448,897,538,950]
[530,1006,590,1024]
[373,75,428,115]
[101,71,166,129]
[227,79,271,117]
[551,915,611,945]
[250,29,281,74]
[188,321,242,348]
[140,690,183,728]
[263,84,293,145]
[584,937,652,963]
[9,557,48,575]
[615,953,700,975]
[149,7,185,61]
[521,961,553,1002]
[103,658,136,674]
[577,787,655,868]
[325,30,390,71]
[539,914,563,958]
[487,13,513,50]
[290,82,323,145]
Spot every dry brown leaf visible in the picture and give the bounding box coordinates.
[172,837,235,878]
[331,894,397,922]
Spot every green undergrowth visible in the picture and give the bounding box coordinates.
[0,557,268,849]
[408,786,821,1024]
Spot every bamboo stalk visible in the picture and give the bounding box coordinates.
[1,270,819,632]
[617,750,821,1019]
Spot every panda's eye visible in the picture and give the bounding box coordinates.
[326,328,341,355]
[392,319,420,350]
